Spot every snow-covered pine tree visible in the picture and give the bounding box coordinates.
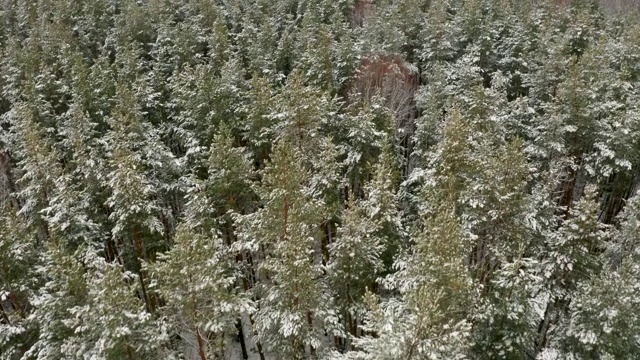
[338,193,475,360]
[328,201,384,351]
[555,187,640,358]
[43,100,107,251]
[8,82,61,244]
[0,202,40,360]
[150,225,246,360]
[335,109,477,360]
[327,138,402,347]
[104,82,176,314]
[536,185,609,356]
[23,244,87,360]
[149,125,255,359]
[239,139,342,359]
[66,251,171,360]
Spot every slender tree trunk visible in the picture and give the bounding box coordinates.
[236,319,249,360]
[535,298,556,355]
[560,155,583,217]
[195,326,208,360]
[190,274,208,360]
[0,150,20,211]
[248,313,266,360]
[238,258,264,360]
[132,226,155,313]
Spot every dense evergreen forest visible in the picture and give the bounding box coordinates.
[3,0,640,359]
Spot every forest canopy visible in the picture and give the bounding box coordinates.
[2,0,640,359]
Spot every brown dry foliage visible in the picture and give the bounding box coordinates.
[353,55,418,123]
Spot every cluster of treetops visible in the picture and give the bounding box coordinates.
[2,0,640,359]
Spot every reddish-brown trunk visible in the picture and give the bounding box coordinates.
[195,326,208,360]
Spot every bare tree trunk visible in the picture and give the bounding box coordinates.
[248,313,266,360]
[236,319,249,360]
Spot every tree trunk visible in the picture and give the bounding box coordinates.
[132,225,156,313]
[236,319,249,360]
[248,313,266,360]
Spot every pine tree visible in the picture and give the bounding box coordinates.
[66,252,171,360]
[104,83,177,314]
[339,198,475,360]
[240,140,342,359]
[337,109,478,359]
[150,225,246,360]
[149,125,255,359]
[328,202,384,350]
[549,191,640,358]
[0,203,39,360]
[202,125,257,234]
[337,97,393,204]
[43,101,107,251]
[23,244,87,360]
[536,186,608,356]
[9,82,61,244]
